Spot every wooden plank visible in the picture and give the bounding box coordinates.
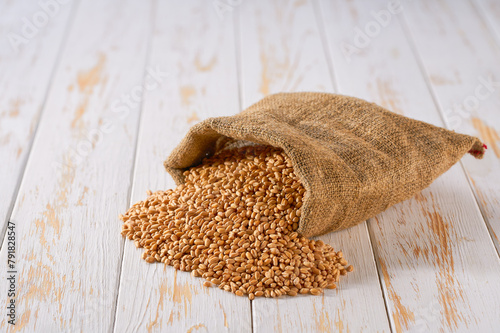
[474,0,500,47]
[319,0,500,331]
[403,0,500,254]
[239,1,392,332]
[0,0,74,243]
[113,1,252,332]
[0,0,153,331]
[238,0,335,110]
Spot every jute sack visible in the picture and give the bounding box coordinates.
[164,92,485,238]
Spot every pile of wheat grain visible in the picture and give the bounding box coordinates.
[120,145,352,299]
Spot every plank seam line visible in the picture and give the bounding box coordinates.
[459,160,500,257]
[312,0,339,93]
[0,0,82,252]
[366,220,395,333]
[110,1,157,332]
[397,10,500,259]
[233,6,255,333]
[234,7,243,121]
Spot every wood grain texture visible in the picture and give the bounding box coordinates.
[0,0,153,331]
[113,1,251,332]
[0,0,74,244]
[2,0,500,332]
[239,1,391,332]
[402,0,500,254]
[238,0,334,110]
[319,0,500,331]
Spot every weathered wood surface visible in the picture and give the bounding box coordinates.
[1,0,500,332]
[318,0,500,331]
[403,0,500,254]
[114,1,251,332]
[0,0,75,247]
[239,1,391,332]
[0,0,153,331]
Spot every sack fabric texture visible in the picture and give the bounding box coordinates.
[164,92,485,238]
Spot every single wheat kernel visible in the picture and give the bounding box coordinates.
[310,288,322,296]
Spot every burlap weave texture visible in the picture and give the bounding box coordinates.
[164,92,484,237]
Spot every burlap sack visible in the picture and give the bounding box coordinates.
[164,92,485,238]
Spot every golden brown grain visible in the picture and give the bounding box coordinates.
[119,145,353,299]
[310,288,322,296]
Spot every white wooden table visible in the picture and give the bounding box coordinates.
[1,0,499,332]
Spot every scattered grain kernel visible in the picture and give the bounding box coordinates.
[310,288,322,295]
[119,145,353,298]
